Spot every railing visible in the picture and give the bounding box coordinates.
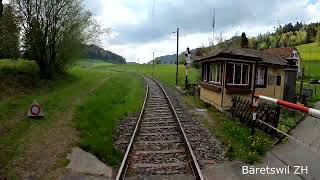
[231,97,280,136]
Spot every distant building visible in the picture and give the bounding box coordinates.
[195,48,297,110]
[262,47,301,74]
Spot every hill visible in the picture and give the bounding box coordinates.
[296,42,320,61]
[82,44,126,64]
[148,54,176,64]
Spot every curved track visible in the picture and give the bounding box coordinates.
[116,76,203,180]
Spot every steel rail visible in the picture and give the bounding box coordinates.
[151,77,204,180]
[115,82,149,180]
[116,76,204,180]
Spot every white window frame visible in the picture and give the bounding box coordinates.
[227,62,250,86]
[209,63,221,84]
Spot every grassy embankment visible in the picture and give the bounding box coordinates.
[0,59,144,178]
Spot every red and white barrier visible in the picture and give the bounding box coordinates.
[255,95,320,118]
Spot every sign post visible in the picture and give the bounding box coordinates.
[184,47,191,89]
[27,100,44,117]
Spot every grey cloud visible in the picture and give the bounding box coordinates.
[108,0,309,45]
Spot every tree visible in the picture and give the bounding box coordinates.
[155,57,161,64]
[0,4,20,59]
[0,0,3,17]
[241,32,248,48]
[12,0,105,78]
[317,28,320,46]
[296,30,306,46]
[248,37,259,49]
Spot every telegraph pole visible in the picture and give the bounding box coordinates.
[211,8,215,52]
[176,27,179,86]
[152,52,155,76]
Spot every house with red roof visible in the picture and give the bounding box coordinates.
[262,47,301,74]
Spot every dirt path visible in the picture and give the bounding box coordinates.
[3,77,110,179]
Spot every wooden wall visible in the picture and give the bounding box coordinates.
[200,64,286,110]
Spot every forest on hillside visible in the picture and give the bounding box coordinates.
[153,22,320,65]
[82,44,126,64]
[217,22,320,49]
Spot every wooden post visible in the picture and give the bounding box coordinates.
[175,28,179,86]
[251,61,258,135]
[300,67,304,103]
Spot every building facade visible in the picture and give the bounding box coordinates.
[196,48,292,111]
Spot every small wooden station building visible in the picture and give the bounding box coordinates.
[195,48,295,111]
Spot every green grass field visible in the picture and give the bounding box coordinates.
[75,73,144,166]
[0,59,145,177]
[296,42,320,61]
[96,64,201,87]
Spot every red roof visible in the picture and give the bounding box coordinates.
[262,47,295,58]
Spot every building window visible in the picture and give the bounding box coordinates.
[276,75,281,86]
[226,63,250,85]
[203,64,207,81]
[256,66,267,86]
[209,63,221,84]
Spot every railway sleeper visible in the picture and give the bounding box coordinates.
[130,153,189,164]
[136,134,181,142]
[140,122,176,127]
[139,128,178,134]
[129,162,191,175]
[133,142,184,151]
[141,120,176,124]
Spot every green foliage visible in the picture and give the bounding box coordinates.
[214,22,320,50]
[12,0,103,79]
[82,44,126,64]
[278,110,304,133]
[183,97,275,164]
[0,5,20,59]
[316,28,320,46]
[0,59,39,99]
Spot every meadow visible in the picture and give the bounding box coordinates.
[296,42,320,61]
[96,63,201,87]
[0,59,144,177]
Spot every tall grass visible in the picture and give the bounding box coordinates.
[74,73,145,166]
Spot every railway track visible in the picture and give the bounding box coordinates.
[116,77,203,180]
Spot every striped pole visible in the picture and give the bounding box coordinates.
[255,95,320,118]
[251,97,259,134]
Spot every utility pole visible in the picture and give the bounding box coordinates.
[309,46,311,87]
[211,8,215,52]
[176,27,179,86]
[152,52,155,76]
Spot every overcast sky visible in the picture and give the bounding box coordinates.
[5,0,320,63]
